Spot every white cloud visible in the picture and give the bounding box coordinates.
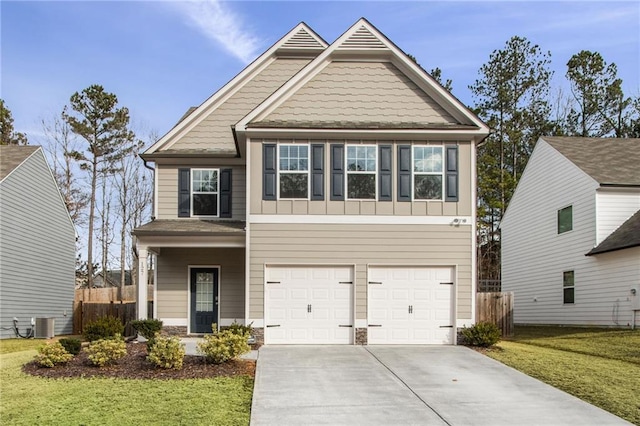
[171,0,260,64]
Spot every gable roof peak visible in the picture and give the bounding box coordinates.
[278,22,328,52]
[337,19,387,50]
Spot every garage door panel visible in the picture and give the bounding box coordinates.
[265,266,353,344]
[368,266,454,345]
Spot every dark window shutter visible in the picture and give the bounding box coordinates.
[263,144,276,200]
[378,145,392,201]
[311,144,325,200]
[445,145,458,202]
[330,144,344,201]
[397,145,411,202]
[220,168,232,218]
[178,168,191,217]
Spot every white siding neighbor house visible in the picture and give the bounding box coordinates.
[0,145,76,338]
[501,137,640,327]
[134,18,490,345]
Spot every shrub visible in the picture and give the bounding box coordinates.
[197,324,250,364]
[461,322,501,347]
[86,334,127,367]
[58,337,82,355]
[130,319,163,340]
[83,316,124,342]
[226,321,252,338]
[147,335,185,369]
[34,342,73,368]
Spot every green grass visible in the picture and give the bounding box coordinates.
[0,350,254,425]
[0,339,45,354]
[485,326,640,425]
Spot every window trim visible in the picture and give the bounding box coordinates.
[346,144,378,201]
[557,205,573,234]
[412,145,444,201]
[563,270,575,305]
[191,168,220,218]
[277,143,310,200]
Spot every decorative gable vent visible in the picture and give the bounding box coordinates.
[338,25,387,50]
[281,27,326,50]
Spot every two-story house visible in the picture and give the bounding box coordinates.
[133,18,489,345]
[501,136,640,328]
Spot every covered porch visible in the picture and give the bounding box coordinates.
[133,220,246,335]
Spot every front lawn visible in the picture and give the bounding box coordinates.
[485,326,640,424]
[0,338,44,354]
[0,347,253,425]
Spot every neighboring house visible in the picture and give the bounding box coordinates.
[502,137,640,328]
[90,270,133,289]
[133,18,489,345]
[0,146,76,338]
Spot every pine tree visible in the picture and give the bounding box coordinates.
[0,99,28,145]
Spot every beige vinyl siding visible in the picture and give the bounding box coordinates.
[156,164,246,220]
[171,58,312,151]
[0,150,76,338]
[249,223,472,321]
[156,248,245,320]
[250,140,472,216]
[264,61,458,125]
[501,140,640,326]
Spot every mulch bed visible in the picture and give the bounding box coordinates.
[22,342,255,380]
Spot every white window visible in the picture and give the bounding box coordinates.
[346,145,376,199]
[279,144,309,199]
[191,169,219,216]
[413,146,443,200]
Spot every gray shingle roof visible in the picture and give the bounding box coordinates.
[587,209,640,255]
[133,219,246,236]
[249,120,479,130]
[542,137,640,186]
[0,145,39,181]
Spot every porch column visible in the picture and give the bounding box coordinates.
[137,248,148,320]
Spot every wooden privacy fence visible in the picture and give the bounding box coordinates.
[73,301,138,336]
[75,285,154,303]
[476,292,514,337]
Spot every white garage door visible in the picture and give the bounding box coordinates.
[265,266,353,344]
[368,266,455,344]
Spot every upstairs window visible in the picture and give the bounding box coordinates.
[346,145,376,199]
[563,270,575,304]
[413,146,443,200]
[558,205,573,234]
[191,169,219,216]
[279,144,308,199]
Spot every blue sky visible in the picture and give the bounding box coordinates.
[2,0,639,143]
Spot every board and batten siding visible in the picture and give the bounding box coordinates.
[595,189,640,244]
[0,149,75,338]
[248,223,473,323]
[170,58,312,152]
[264,61,457,125]
[249,140,472,216]
[156,164,246,220]
[502,140,639,326]
[156,248,245,321]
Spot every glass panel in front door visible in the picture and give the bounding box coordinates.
[196,272,214,312]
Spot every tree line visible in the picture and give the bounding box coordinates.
[1,86,153,288]
[2,35,639,286]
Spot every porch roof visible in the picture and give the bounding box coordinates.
[133,220,246,236]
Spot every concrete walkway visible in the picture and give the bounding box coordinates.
[250,345,630,426]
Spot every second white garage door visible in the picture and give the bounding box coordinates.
[265,266,354,344]
[368,266,455,344]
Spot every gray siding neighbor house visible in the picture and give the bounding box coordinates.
[502,137,640,327]
[134,19,490,345]
[0,145,76,338]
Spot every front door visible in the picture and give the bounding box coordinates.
[190,268,218,334]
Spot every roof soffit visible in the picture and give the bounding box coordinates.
[236,18,489,135]
[144,22,326,156]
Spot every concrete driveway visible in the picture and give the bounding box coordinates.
[250,346,629,426]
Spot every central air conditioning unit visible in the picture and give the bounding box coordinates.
[35,318,55,339]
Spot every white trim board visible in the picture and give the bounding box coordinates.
[249,214,472,225]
